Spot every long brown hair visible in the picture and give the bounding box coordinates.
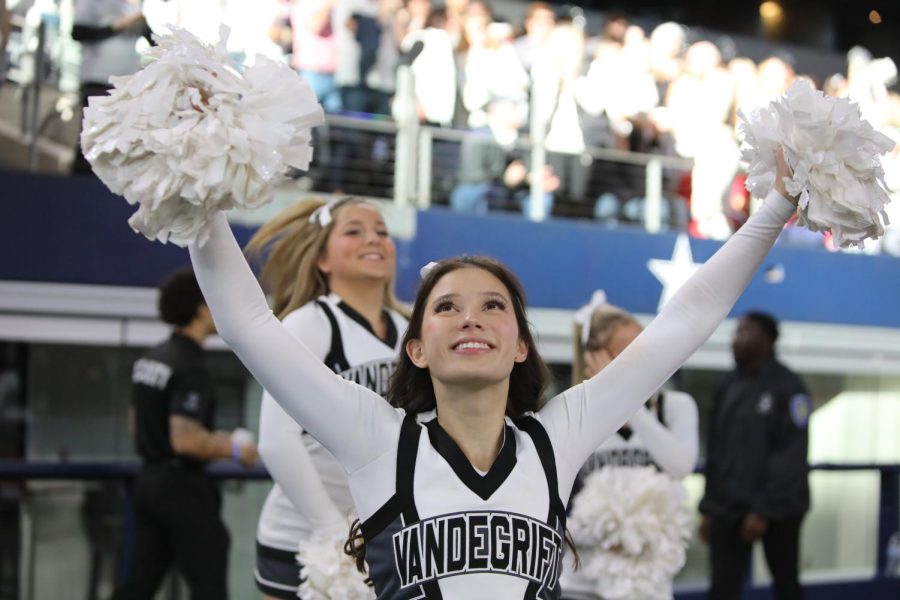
[386,256,551,416]
[244,197,406,319]
[347,256,582,578]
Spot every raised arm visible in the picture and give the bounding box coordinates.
[541,188,797,493]
[189,213,401,472]
[628,392,699,479]
[257,307,345,530]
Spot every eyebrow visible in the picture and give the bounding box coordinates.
[337,219,387,228]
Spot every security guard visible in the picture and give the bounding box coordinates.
[699,311,810,600]
[112,268,257,600]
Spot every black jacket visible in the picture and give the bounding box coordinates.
[699,356,810,521]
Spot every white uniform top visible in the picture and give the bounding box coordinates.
[560,391,699,599]
[256,294,408,551]
[576,391,698,479]
[190,190,794,598]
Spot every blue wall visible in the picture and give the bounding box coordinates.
[3,170,900,328]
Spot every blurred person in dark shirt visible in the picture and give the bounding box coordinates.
[111,268,257,600]
[699,311,810,600]
[71,0,151,174]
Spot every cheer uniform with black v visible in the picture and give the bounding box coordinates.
[560,391,698,599]
[190,190,795,598]
[255,295,408,598]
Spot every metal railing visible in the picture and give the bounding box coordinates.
[310,112,693,229]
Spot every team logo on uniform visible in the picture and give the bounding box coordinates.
[756,393,774,415]
[789,394,811,428]
[132,358,172,389]
[392,511,563,593]
[581,448,657,474]
[182,391,201,412]
[339,359,396,395]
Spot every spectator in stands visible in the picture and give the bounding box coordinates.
[334,0,400,115]
[823,72,849,98]
[531,20,591,207]
[756,56,795,106]
[443,0,469,49]
[71,0,152,175]
[450,97,558,216]
[667,40,738,239]
[268,6,294,56]
[579,20,672,224]
[396,0,430,39]
[0,0,9,73]
[512,2,555,77]
[287,0,341,112]
[846,46,896,130]
[220,0,286,63]
[600,10,629,45]
[728,57,759,120]
[458,4,529,130]
[649,21,686,104]
[599,24,658,147]
[699,311,810,600]
[400,6,457,126]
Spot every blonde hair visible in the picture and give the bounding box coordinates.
[245,197,406,320]
[571,304,640,386]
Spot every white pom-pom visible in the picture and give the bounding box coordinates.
[739,80,896,249]
[569,466,691,600]
[297,520,374,600]
[81,25,325,247]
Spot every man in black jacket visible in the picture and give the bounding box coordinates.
[699,311,810,600]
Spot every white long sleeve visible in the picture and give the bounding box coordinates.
[189,214,402,475]
[626,392,699,479]
[539,189,796,496]
[258,395,345,529]
[256,307,344,530]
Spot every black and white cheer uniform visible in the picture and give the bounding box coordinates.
[255,294,407,597]
[561,391,699,599]
[190,190,794,598]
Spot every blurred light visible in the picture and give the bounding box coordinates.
[869,10,882,25]
[759,1,784,21]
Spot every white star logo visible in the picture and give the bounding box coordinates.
[647,234,703,311]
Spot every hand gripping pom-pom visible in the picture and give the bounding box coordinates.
[81,25,325,247]
[568,466,692,600]
[738,80,896,249]
[296,520,374,600]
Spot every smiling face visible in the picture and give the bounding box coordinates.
[317,202,396,285]
[406,267,528,389]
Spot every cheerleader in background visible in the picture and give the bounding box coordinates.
[246,197,408,599]
[562,296,699,600]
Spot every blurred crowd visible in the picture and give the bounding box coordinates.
[5,0,900,250]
